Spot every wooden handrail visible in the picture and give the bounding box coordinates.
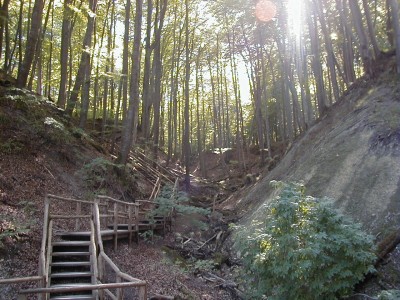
[50,214,92,219]
[46,194,94,205]
[97,195,140,206]
[7,195,147,300]
[0,276,44,284]
[19,281,147,294]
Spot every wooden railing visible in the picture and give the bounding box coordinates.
[93,200,147,299]
[0,194,147,300]
[96,195,140,250]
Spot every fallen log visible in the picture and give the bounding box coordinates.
[376,228,400,262]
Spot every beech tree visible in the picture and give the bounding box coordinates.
[16,0,44,88]
[119,0,143,165]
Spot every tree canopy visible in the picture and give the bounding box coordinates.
[1,0,399,174]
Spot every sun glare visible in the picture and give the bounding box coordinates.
[255,0,277,23]
[287,0,303,39]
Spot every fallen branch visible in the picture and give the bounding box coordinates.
[203,272,243,299]
[197,233,217,250]
[376,228,400,262]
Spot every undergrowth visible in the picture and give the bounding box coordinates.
[234,181,376,300]
[149,184,210,230]
[76,157,138,197]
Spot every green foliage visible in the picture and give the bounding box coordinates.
[76,157,123,191]
[139,230,155,242]
[234,181,376,300]
[377,290,400,300]
[149,185,210,230]
[190,258,217,273]
[0,138,24,154]
[0,216,30,249]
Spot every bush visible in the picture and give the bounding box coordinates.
[76,157,138,197]
[150,185,210,229]
[234,181,376,300]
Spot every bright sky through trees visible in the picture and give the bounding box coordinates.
[287,0,304,39]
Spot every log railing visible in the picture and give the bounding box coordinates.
[96,195,140,250]
[0,194,147,300]
[93,200,147,300]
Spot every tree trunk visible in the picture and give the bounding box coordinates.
[152,0,168,162]
[118,0,143,165]
[141,0,154,142]
[16,0,44,88]
[66,0,98,116]
[306,0,327,116]
[387,0,400,74]
[315,0,340,103]
[0,0,11,62]
[362,0,381,58]
[349,0,374,76]
[57,0,72,108]
[183,0,191,188]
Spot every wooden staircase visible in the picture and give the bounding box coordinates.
[49,240,95,300]
[0,178,178,299]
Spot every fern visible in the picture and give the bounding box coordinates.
[234,181,376,300]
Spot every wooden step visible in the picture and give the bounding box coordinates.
[50,271,93,279]
[52,241,91,247]
[52,251,91,256]
[51,261,91,267]
[50,295,95,300]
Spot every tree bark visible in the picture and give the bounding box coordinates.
[57,0,73,108]
[118,0,143,165]
[349,0,374,76]
[387,0,400,74]
[183,0,191,188]
[0,0,11,62]
[16,0,44,88]
[65,0,97,116]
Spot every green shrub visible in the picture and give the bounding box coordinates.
[377,290,400,300]
[76,157,139,197]
[150,185,210,229]
[234,181,376,300]
[0,216,30,249]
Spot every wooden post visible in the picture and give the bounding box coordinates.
[139,285,147,300]
[113,202,118,251]
[76,201,82,231]
[116,276,122,300]
[135,205,139,244]
[128,205,132,248]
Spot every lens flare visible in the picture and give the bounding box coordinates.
[255,0,277,22]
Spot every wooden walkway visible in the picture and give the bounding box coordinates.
[0,192,173,299]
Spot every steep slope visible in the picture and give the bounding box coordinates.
[229,65,400,236]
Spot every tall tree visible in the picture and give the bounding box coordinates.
[57,0,73,108]
[349,0,374,76]
[118,0,143,165]
[183,0,191,188]
[388,0,400,74]
[16,0,44,88]
[66,0,98,116]
[0,0,11,61]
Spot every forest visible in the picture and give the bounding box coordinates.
[2,0,400,176]
[1,0,400,299]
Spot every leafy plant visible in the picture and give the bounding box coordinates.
[0,138,24,154]
[234,181,376,300]
[149,185,210,229]
[377,290,400,300]
[0,217,29,249]
[190,258,217,273]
